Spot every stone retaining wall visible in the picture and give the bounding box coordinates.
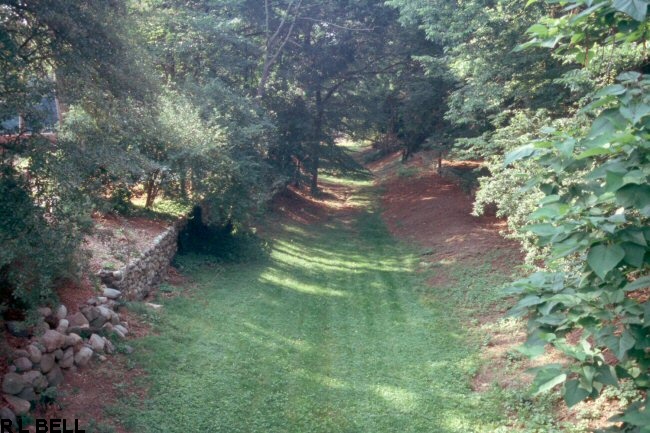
[1,291,130,422]
[98,220,184,300]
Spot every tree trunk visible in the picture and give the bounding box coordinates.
[179,161,188,200]
[310,87,323,196]
[145,170,160,209]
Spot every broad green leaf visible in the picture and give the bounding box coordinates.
[527,23,548,36]
[603,329,636,360]
[587,244,625,279]
[540,195,561,205]
[532,366,567,395]
[605,171,624,192]
[530,203,570,220]
[552,233,588,258]
[564,379,590,407]
[517,332,548,358]
[618,71,642,82]
[618,405,650,427]
[576,146,613,159]
[616,184,650,209]
[504,144,537,165]
[536,313,567,326]
[612,0,648,22]
[621,242,646,268]
[540,35,564,48]
[595,365,619,386]
[517,295,545,308]
[581,365,596,391]
[588,109,627,139]
[622,170,646,184]
[594,84,626,98]
[620,101,650,124]
[526,223,561,237]
[619,228,647,246]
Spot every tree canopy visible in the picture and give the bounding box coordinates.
[1,0,649,428]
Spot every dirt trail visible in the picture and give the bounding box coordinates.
[382,175,510,257]
[370,152,521,281]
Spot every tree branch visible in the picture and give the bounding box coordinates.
[297,17,373,32]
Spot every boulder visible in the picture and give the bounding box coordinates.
[26,344,42,364]
[104,339,115,355]
[96,305,111,319]
[36,307,52,318]
[10,350,29,361]
[5,321,29,338]
[2,373,26,395]
[86,297,100,306]
[64,333,82,349]
[103,288,122,299]
[89,334,105,352]
[74,347,93,367]
[0,407,16,428]
[33,322,50,337]
[13,357,32,373]
[40,330,66,352]
[55,319,69,334]
[59,348,74,369]
[3,394,30,415]
[81,306,100,323]
[45,366,64,387]
[114,324,128,336]
[17,386,36,402]
[68,312,89,329]
[21,371,43,386]
[53,349,64,361]
[39,353,55,374]
[89,317,107,329]
[54,304,67,321]
[32,375,48,393]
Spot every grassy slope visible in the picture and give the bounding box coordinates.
[118,177,508,433]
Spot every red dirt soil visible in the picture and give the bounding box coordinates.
[262,181,359,231]
[375,152,521,270]
[36,357,146,433]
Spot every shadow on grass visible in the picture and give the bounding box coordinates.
[116,183,505,433]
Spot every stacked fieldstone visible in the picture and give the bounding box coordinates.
[1,288,130,422]
[99,222,182,300]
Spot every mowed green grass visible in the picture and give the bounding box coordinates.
[118,180,505,433]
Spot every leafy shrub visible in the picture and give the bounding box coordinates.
[0,166,90,311]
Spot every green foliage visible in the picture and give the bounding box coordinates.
[0,165,91,310]
[396,166,420,178]
[490,0,650,427]
[507,71,650,430]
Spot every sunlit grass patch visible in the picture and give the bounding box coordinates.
[114,172,510,433]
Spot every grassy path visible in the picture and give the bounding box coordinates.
[119,178,504,433]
